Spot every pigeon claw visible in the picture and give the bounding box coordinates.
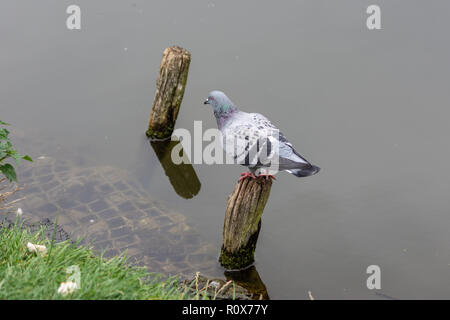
[257,174,276,181]
[238,172,257,182]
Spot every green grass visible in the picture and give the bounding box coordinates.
[0,220,206,300]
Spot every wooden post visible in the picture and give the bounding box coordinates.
[146,46,191,140]
[219,178,272,269]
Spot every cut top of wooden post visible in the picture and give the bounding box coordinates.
[146,46,191,140]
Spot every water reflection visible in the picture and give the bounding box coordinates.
[224,266,269,300]
[150,139,201,199]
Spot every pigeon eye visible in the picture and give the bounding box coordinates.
[209,96,214,101]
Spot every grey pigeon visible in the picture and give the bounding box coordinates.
[204,91,320,179]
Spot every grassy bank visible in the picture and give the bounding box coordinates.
[0,220,204,300]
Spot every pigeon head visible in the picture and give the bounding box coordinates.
[204,91,237,117]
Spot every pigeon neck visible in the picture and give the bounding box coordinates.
[214,106,237,129]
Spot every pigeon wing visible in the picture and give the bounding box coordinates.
[222,121,274,167]
[250,113,311,168]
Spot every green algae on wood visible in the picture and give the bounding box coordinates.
[146,46,191,140]
[219,177,272,270]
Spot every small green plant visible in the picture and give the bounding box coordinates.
[0,120,32,182]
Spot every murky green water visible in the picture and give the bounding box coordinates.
[2,1,450,299]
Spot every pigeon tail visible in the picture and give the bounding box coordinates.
[286,165,320,178]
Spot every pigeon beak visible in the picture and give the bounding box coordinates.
[203,99,209,105]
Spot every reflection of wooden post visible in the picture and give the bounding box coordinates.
[150,140,200,199]
[146,46,191,140]
[219,178,272,269]
[224,266,269,300]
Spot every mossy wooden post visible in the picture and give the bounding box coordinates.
[219,178,272,269]
[146,46,191,140]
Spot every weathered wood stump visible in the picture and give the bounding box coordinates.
[146,46,191,140]
[219,178,273,269]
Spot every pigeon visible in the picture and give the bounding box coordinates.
[204,90,320,180]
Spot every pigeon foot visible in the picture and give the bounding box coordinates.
[238,172,257,182]
[257,174,276,181]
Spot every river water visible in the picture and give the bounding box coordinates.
[2,1,450,299]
